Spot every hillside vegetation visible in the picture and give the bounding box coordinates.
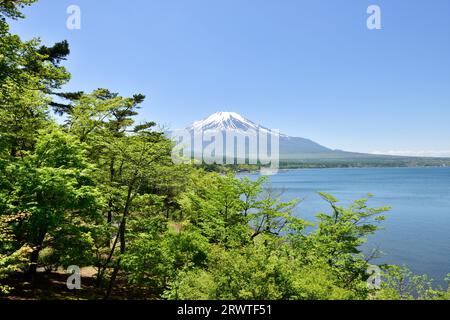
[1,1,449,300]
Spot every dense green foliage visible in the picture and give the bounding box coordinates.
[0,1,449,300]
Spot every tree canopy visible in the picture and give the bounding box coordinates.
[0,0,448,300]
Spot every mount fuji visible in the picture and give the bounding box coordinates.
[185,112,337,158]
[176,112,450,167]
[187,112,265,132]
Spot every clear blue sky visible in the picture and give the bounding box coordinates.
[10,0,450,156]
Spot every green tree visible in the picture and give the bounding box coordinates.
[0,0,70,158]
[294,193,389,296]
[164,242,356,300]
[375,265,450,300]
[1,127,102,276]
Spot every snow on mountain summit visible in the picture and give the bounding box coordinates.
[178,111,333,156]
[188,111,271,132]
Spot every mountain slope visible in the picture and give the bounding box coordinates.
[178,112,450,167]
[185,112,338,157]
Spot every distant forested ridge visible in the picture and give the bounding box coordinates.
[0,1,449,300]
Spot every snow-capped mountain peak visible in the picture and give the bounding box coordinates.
[189,111,267,132]
[174,111,334,158]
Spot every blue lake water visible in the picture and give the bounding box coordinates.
[239,167,450,286]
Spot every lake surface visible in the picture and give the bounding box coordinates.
[240,167,450,286]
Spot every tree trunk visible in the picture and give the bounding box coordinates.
[107,199,113,223]
[97,183,133,288]
[119,218,126,254]
[107,158,116,224]
[10,145,17,158]
[28,246,41,276]
[28,226,47,280]
[104,258,121,299]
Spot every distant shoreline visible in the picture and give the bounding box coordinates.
[234,165,449,174]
